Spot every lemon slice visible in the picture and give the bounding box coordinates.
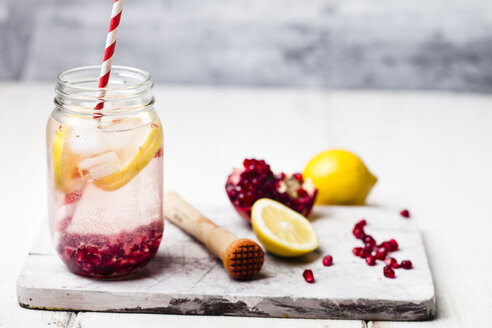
[53,125,81,192]
[251,198,318,257]
[94,118,163,191]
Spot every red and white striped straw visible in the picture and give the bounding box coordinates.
[94,0,125,118]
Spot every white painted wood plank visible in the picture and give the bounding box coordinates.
[74,312,365,328]
[17,205,434,320]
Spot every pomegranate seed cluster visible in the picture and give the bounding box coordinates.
[57,221,163,278]
[226,159,317,221]
[352,219,413,279]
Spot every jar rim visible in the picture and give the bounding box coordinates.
[55,65,155,115]
[56,65,153,92]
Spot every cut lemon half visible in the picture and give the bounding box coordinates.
[94,118,163,191]
[251,198,318,257]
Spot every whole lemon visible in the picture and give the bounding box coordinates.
[303,149,377,205]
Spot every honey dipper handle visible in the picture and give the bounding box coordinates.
[164,191,238,259]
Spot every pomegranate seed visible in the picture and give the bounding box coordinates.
[400,260,413,269]
[303,269,315,283]
[384,265,396,278]
[400,209,410,218]
[375,249,387,260]
[64,192,81,205]
[322,255,333,266]
[352,227,366,239]
[384,257,399,269]
[389,239,399,251]
[154,148,163,158]
[355,219,367,229]
[363,235,376,246]
[293,173,303,182]
[359,249,369,259]
[364,243,375,252]
[352,247,363,256]
[382,241,394,252]
[365,255,376,266]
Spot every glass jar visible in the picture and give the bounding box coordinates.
[46,66,164,279]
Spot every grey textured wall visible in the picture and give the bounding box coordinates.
[1,0,492,92]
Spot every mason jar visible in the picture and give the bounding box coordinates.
[46,66,164,279]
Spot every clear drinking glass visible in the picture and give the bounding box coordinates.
[46,66,164,279]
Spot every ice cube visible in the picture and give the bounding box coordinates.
[78,152,120,181]
[66,114,153,165]
[67,118,108,156]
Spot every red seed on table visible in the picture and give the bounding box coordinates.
[381,240,398,252]
[363,235,376,246]
[353,247,363,256]
[375,247,387,260]
[303,269,315,283]
[355,219,367,229]
[400,209,410,218]
[384,265,396,278]
[389,239,399,251]
[365,255,376,266]
[352,227,366,239]
[359,249,370,259]
[322,255,333,266]
[400,260,413,269]
[384,257,399,269]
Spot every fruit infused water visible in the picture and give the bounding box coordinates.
[47,66,163,278]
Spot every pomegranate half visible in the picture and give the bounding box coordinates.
[225,159,317,222]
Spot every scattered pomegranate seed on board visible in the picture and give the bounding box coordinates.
[359,249,370,259]
[303,269,315,283]
[400,209,410,218]
[375,248,387,260]
[366,255,376,266]
[389,239,399,251]
[351,219,413,278]
[322,255,333,266]
[384,266,396,278]
[355,219,367,229]
[353,247,363,256]
[384,257,399,269]
[400,260,413,269]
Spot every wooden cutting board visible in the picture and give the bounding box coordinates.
[17,205,435,320]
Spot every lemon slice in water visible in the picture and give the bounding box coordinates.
[94,119,163,191]
[251,198,318,257]
[53,125,81,192]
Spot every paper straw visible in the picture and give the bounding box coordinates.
[94,0,125,118]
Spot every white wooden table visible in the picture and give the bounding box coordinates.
[1,83,491,327]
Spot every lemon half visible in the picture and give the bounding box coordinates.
[251,198,318,257]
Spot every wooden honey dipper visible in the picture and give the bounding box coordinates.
[164,191,264,280]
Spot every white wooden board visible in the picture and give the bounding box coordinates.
[17,205,435,320]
